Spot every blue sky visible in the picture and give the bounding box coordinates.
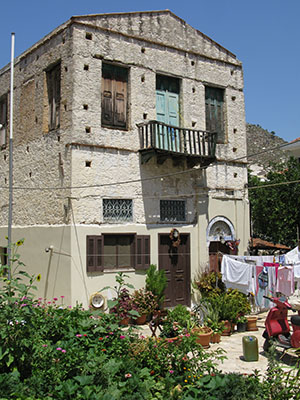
[0,0,299,142]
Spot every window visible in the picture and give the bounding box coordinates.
[160,200,186,222]
[101,63,128,129]
[86,234,150,272]
[46,63,61,131]
[205,86,225,142]
[0,95,7,149]
[103,199,133,222]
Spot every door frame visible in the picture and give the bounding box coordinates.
[158,232,191,307]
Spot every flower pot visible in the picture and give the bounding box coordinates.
[246,316,258,331]
[221,320,232,336]
[119,317,130,326]
[237,322,247,332]
[192,327,212,348]
[210,333,221,343]
[135,314,147,325]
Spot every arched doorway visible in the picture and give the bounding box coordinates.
[206,217,236,272]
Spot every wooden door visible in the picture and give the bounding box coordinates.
[158,233,190,307]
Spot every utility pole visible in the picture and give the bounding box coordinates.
[7,32,15,280]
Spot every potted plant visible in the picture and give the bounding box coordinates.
[99,272,139,325]
[190,324,213,348]
[160,304,191,339]
[131,289,158,324]
[145,264,167,309]
[192,298,224,343]
[236,316,248,332]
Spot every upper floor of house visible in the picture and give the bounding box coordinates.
[0,10,247,169]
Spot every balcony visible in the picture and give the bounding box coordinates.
[137,120,217,168]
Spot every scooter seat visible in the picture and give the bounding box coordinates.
[291,315,300,327]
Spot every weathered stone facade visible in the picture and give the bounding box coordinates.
[0,11,249,308]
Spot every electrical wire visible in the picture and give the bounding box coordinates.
[0,140,293,192]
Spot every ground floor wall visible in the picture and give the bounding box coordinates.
[0,195,250,309]
[0,225,72,306]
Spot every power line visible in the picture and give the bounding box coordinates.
[0,140,292,192]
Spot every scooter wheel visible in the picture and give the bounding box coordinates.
[263,339,271,352]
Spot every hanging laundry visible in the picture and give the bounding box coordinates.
[221,255,253,294]
[255,266,276,309]
[276,266,294,297]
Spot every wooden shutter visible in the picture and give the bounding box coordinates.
[135,235,151,270]
[48,63,61,130]
[86,236,104,272]
[205,86,224,139]
[0,96,7,148]
[101,64,114,126]
[102,64,128,128]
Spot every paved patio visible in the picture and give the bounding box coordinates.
[137,311,298,376]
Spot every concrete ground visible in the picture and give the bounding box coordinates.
[137,312,298,376]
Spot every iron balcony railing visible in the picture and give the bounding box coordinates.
[137,120,217,158]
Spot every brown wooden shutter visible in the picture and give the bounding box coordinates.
[114,68,127,128]
[101,65,114,126]
[135,235,151,270]
[86,236,104,272]
[101,64,127,128]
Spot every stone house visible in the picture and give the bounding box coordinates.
[0,10,249,308]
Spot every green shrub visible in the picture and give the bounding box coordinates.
[145,264,167,309]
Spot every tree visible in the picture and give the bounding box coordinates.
[248,157,300,248]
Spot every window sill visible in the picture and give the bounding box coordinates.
[103,268,135,273]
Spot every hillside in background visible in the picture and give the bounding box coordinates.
[246,123,288,177]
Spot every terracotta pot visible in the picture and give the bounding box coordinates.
[210,333,221,343]
[192,327,212,348]
[246,316,258,331]
[119,317,130,326]
[135,314,147,325]
[221,320,232,336]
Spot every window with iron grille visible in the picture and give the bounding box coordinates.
[103,199,133,222]
[160,200,186,222]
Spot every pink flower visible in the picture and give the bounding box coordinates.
[120,335,125,339]
[109,332,114,335]
[61,349,66,353]
[60,295,64,298]
[169,370,174,374]
[76,334,82,338]
[42,344,48,347]
[20,303,27,307]
[53,298,58,301]
[125,373,132,378]
[185,333,191,337]
[56,347,62,351]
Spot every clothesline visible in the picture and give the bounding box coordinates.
[220,248,300,310]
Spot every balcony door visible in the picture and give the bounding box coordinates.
[156,75,180,151]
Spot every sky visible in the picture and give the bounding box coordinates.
[0,0,299,142]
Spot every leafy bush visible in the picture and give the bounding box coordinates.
[194,271,226,299]
[145,264,167,309]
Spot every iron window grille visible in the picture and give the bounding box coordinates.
[160,200,186,222]
[103,199,133,222]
